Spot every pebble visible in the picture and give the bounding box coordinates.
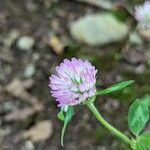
[135,64,145,74]
[24,64,35,78]
[70,13,128,46]
[23,120,53,142]
[22,141,35,150]
[129,31,143,45]
[17,36,35,50]
[5,29,20,47]
[0,101,17,113]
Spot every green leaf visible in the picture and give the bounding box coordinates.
[135,141,146,150]
[96,80,134,96]
[140,95,150,108]
[61,106,74,147]
[128,99,149,136]
[57,110,65,121]
[139,132,150,149]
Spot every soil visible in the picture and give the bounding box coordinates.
[0,0,149,150]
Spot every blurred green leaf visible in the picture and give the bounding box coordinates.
[110,8,129,22]
[135,141,146,150]
[61,106,74,146]
[128,99,149,136]
[140,95,150,108]
[96,80,134,96]
[65,44,79,57]
[139,132,150,149]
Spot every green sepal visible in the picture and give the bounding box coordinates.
[57,109,65,121]
[96,80,134,96]
[83,96,96,105]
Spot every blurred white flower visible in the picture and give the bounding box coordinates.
[135,1,150,29]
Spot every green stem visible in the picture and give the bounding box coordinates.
[87,102,133,147]
[61,122,67,147]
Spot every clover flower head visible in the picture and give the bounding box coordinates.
[135,1,150,29]
[49,58,97,107]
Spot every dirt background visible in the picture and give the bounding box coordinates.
[0,0,150,150]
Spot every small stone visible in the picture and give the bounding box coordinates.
[123,48,145,65]
[48,35,64,55]
[5,79,28,98]
[5,78,44,105]
[0,128,11,139]
[135,64,145,74]
[70,13,128,46]
[5,29,20,47]
[139,29,150,41]
[129,31,143,45]
[24,64,35,78]
[32,53,40,61]
[25,0,38,12]
[4,104,43,122]
[0,101,17,113]
[23,120,53,142]
[17,36,35,50]
[22,141,35,150]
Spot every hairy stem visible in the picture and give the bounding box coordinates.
[87,102,133,147]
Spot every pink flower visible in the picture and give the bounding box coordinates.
[49,58,97,107]
[135,1,150,29]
